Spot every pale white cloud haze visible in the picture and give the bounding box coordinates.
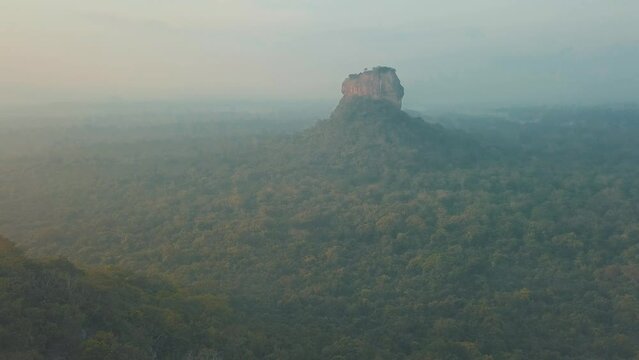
[2,0,638,108]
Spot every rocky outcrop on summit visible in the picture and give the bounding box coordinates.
[302,66,483,169]
[341,66,404,109]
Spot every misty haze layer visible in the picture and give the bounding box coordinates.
[2,0,639,109]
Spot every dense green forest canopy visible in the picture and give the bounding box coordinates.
[1,105,638,359]
[0,235,234,359]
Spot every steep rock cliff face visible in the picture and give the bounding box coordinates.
[340,66,404,109]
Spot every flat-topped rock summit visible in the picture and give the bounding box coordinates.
[301,66,482,168]
[340,66,405,109]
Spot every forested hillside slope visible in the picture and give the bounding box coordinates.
[0,235,236,359]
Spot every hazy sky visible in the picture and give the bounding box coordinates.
[2,0,639,108]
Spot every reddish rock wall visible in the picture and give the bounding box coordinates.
[341,67,404,109]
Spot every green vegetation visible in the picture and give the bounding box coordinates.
[0,236,231,359]
[1,105,638,358]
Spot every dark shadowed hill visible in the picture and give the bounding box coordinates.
[302,97,481,169]
[0,235,234,360]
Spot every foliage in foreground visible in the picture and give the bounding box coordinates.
[0,236,229,360]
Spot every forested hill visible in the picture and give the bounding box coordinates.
[0,235,239,359]
[296,97,483,173]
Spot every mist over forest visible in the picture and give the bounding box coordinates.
[2,1,639,359]
[2,97,639,359]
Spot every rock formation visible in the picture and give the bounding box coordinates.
[305,66,481,168]
[340,66,404,109]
